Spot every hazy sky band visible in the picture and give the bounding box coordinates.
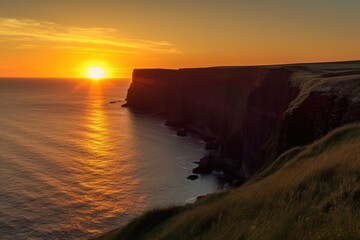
[0,0,359,77]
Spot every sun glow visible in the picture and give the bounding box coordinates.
[87,67,105,80]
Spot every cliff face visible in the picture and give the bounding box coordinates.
[125,62,360,178]
[127,67,269,137]
[278,88,360,154]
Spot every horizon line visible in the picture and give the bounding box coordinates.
[1,59,360,78]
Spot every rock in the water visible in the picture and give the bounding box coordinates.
[109,101,116,104]
[176,128,187,137]
[187,175,199,180]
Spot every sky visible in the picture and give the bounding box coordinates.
[0,0,359,78]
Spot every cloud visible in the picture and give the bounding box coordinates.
[55,46,138,55]
[0,18,180,54]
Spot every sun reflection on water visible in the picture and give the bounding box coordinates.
[0,79,219,239]
[85,84,107,159]
[72,81,145,235]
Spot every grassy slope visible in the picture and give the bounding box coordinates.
[95,124,360,240]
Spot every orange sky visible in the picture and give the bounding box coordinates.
[0,1,360,78]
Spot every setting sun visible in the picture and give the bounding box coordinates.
[87,67,105,80]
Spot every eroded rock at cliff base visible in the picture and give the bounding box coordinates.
[192,156,213,174]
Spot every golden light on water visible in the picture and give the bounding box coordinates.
[73,81,145,233]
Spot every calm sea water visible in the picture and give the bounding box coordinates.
[0,79,219,239]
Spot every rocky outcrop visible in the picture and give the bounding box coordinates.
[125,62,360,179]
[278,88,360,155]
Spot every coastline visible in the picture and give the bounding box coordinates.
[94,60,360,239]
[124,61,360,182]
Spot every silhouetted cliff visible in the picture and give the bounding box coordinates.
[125,61,360,179]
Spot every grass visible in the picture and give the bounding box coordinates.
[287,63,360,113]
[94,124,360,240]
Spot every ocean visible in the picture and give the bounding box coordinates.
[0,79,219,239]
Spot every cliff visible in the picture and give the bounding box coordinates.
[125,61,360,179]
[93,61,360,239]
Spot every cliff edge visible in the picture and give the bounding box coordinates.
[125,61,360,179]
